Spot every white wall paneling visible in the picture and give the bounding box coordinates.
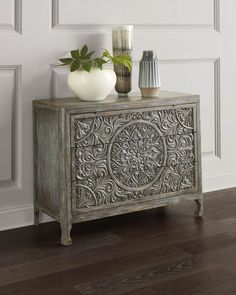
[0,0,22,33]
[52,66,74,98]
[214,0,221,32]
[0,65,21,188]
[52,0,220,32]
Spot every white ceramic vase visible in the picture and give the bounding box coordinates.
[67,68,116,101]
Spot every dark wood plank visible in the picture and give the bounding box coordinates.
[0,188,235,295]
[0,245,190,292]
[123,267,236,295]
[0,285,80,295]
[0,222,123,268]
[75,255,214,295]
[175,233,236,255]
[204,187,236,220]
[75,235,236,295]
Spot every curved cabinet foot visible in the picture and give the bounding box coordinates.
[61,222,72,246]
[194,196,203,217]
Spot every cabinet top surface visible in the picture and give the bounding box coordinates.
[33,91,199,112]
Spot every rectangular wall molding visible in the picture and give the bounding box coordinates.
[214,0,221,32]
[0,0,22,34]
[132,58,221,159]
[0,65,21,189]
[213,58,221,157]
[159,58,221,159]
[52,0,220,32]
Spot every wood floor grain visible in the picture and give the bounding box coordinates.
[0,188,236,294]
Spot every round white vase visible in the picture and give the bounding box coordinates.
[67,68,116,101]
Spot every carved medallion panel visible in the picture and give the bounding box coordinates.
[107,120,167,191]
[71,106,198,211]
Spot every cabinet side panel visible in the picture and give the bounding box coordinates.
[196,99,203,193]
[34,107,60,216]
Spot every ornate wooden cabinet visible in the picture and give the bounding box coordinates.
[33,91,203,246]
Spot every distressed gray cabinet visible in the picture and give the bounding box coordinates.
[33,91,203,246]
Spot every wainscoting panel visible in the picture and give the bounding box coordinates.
[159,59,221,159]
[52,0,219,31]
[0,0,22,33]
[0,66,20,188]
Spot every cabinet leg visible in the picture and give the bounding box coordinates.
[60,222,72,246]
[34,206,39,226]
[194,196,203,217]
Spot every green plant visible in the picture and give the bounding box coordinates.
[58,45,132,72]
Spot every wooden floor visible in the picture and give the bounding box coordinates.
[0,188,236,294]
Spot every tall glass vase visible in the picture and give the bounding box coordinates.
[112,25,133,97]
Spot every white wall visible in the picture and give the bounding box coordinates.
[0,0,236,230]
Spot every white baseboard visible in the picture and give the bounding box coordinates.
[0,204,53,231]
[203,170,236,192]
[0,171,236,231]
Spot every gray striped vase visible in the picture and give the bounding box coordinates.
[138,50,161,98]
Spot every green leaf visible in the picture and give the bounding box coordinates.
[84,51,95,60]
[82,61,92,72]
[70,60,81,72]
[71,50,80,59]
[112,55,132,71]
[112,55,131,63]
[95,58,107,65]
[97,64,103,70]
[59,58,73,65]
[94,58,107,70]
[80,45,88,57]
[102,49,112,59]
[122,59,132,71]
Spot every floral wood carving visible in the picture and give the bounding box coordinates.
[71,107,197,210]
[108,121,166,191]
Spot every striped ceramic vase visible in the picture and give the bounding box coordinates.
[139,50,161,98]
